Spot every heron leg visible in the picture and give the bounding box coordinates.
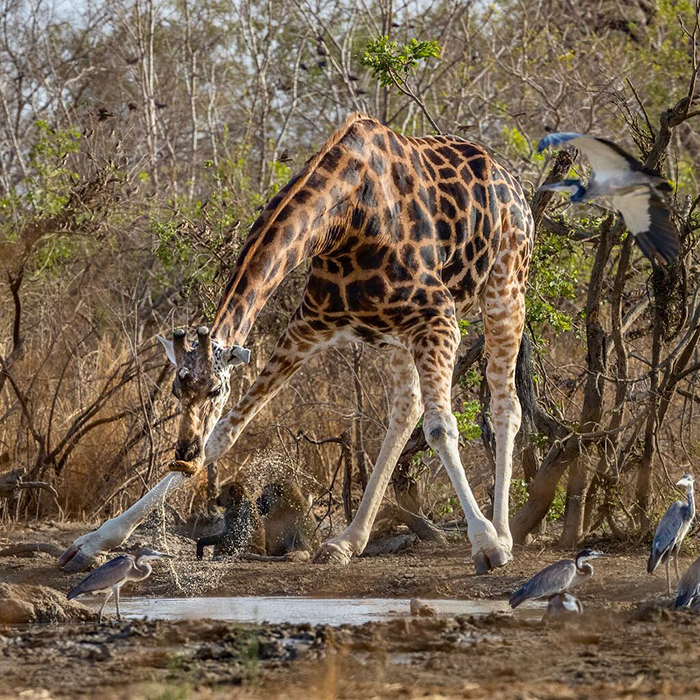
[114,586,121,622]
[674,547,681,584]
[665,556,671,595]
[98,590,112,623]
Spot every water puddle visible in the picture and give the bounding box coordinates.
[105,596,544,626]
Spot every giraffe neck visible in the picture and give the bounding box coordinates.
[211,112,373,346]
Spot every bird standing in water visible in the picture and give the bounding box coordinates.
[509,549,604,609]
[67,547,173,621]
[537,132,678,267]
[648,474,695,594]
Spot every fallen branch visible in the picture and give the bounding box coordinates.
[0,543,64,557]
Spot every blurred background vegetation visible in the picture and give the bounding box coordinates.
[1,0,699,547]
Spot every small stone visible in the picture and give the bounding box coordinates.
[410,598,438,617]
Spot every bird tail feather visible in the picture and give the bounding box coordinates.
[675,590,692,609]
[648,545,669,574]
[647,549,660,574]
[631,192,679,267]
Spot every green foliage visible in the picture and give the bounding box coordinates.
[0,121,97,279]
[458,366,482,390]
[527,229,581,338]
[433,482,460,516]
[360,36,441,88]
[510,478,566,522]
[510,479,529,513]
[26,120,81,215]
[455,399,481,441]
[547,483,567,522]
[502,126,544,165]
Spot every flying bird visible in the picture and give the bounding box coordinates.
[67,547,173,622]
[537,132,679,267]
[509,549,604,609]
[648,473,695,594]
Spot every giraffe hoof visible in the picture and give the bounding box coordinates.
[489,548,512,569]
[473,552,492,574]
[312,541,352,565]
[59,547,99,573]
[473,548,511,574]
[168,460,198,476]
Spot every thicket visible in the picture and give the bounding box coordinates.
[1,0,699,547]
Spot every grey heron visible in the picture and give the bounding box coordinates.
[543,592,583,621]
[675,556,700,609]
[648,473,695,594]
[67,547,173,621]
[509,549,604,609]
[537,132,678,267]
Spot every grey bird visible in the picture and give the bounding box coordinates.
[648,473,695,594]
[543,592,583,621]
[675,556,700,609]
[67,547,173,621]
[509,549,604,609]
[537,132,678,267]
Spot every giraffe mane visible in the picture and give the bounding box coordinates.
[212,112,376,336]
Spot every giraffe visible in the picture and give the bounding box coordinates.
[59,113,533,574]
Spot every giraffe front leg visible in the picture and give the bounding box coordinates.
[58,472,189,572]
[411,318,511,574]
[313,348,422,564]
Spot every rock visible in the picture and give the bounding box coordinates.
[0,598,34,624]
[410,598,438,617]
[0,583,93,624]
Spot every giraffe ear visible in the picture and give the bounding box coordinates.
[224,345,251,367]
[157,335,178,367]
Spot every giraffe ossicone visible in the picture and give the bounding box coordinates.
[59,112,532,574]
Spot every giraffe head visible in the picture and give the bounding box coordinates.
[157,326,250,469]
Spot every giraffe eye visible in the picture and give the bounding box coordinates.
[208,386,222,398]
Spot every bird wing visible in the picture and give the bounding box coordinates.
[648,501,686,573]
[675,557,700,608]
[612,188,679,266]
[536,179,584,195]
[538,133,645,175]
[67,555,132,598]
[509,560,576,608]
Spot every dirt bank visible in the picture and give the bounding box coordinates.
[2,522,700,699]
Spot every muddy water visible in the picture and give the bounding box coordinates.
[108,596,545,626]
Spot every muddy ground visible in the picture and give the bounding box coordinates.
[2,522,700,699]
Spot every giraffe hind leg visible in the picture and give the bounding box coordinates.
[410,316,509,574]
[480,272,526,551]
